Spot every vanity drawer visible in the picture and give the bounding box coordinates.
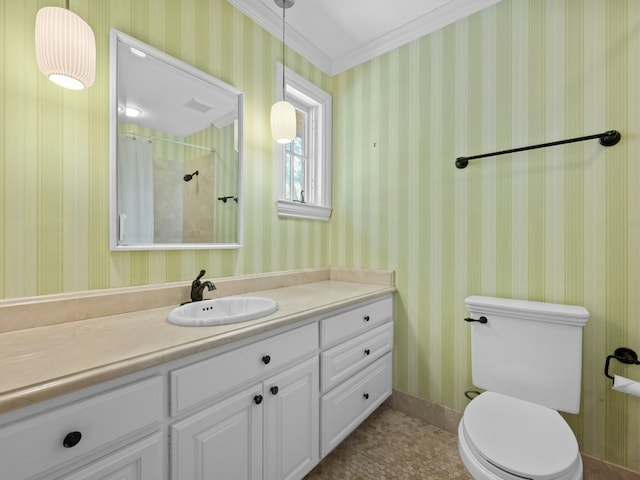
[320,296,392,348]
[320,353,392,457]
[321,322,393,392]
[0,376,162,480]
[171,323,318,416]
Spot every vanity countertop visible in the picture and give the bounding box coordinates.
[0,269,395,415]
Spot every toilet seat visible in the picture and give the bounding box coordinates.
[459,391,582,480]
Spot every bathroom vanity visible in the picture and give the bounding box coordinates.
[0,268,394,480]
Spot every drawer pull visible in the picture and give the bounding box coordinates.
[364,315,370,322]
[364,349,371,355]
[363,393,370,400]
[254,395,263,405]
[270,386,279,395]
[261,355,271,365]
[62,431,82,448]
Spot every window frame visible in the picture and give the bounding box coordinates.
[274,63,332,221]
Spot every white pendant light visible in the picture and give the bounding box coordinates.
[271,100,296,144]
[35,3,96,90]
[270,0,296,144]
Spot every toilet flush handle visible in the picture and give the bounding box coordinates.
[464,316,488,324]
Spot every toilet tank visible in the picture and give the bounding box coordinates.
[465,296,589,414]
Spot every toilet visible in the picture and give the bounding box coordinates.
[458,296,589,480]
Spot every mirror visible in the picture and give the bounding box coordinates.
[109,29,243,250]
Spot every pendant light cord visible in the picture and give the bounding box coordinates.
[281,4,286,100]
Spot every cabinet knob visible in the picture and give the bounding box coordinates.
[363,393,370,400]
[270,386,279,395]
[261,355,271,365]
[254,395,263,405]
[63,431,82,448]
[364,315,370,322]
[364,349,371,355]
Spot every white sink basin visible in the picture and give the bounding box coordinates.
[168,296,278,327]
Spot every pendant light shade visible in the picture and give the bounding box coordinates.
[35,6,96,90]
[271,0,295,144]
[271,100,296,144]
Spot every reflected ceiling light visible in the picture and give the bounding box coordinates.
[35,2,96,90]
[270,0,296,144]
[130,47,147,58]
[125,106,142,118]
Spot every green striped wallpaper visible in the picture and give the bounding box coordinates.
[1,0,639,472]
[329,0,640,470]
[0,0,331,298]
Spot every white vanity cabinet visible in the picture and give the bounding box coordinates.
[0,290,394,480]
[0,376,163,480]
[319,295,393,458]
[170,323,319,480]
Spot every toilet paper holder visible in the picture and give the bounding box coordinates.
[604,347,639,383]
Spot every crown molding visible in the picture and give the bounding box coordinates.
[227,0,501,77]
[226,0,332,74]
[330,0,501,75]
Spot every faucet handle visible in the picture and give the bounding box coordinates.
[190,270,210,302]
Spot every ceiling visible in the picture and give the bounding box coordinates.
[117,40,238,138]
[227,0,502,76]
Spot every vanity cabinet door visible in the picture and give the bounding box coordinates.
[263,357,319,480]
[171,384,263,480]
[57,433,163,480]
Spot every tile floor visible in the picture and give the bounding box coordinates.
[305,403,640,480]
[305,404,472,480]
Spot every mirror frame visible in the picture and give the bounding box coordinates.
[109,29,244,251]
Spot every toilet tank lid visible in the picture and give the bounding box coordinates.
[464,296,589,327]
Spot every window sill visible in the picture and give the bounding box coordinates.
[276,200,332,221]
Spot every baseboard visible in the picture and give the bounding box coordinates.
[582,454,640,480]
[390,389,462,435]
[390,390,640,480]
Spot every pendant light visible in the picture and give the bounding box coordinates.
[270,0,296,144]
[35,1,96,90]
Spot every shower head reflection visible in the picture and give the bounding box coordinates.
[183,170,199,182]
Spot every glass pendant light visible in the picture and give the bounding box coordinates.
[270,0,296,144]
[35,1,96,90]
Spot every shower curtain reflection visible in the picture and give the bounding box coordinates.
[117,136,154,243]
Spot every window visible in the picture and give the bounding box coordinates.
[284,109,308,203]
[275,63,332,221]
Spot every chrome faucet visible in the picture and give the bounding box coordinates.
[190,269,216,302]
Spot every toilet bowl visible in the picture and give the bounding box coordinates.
[459,296,589,480]
[458,392,582,480]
